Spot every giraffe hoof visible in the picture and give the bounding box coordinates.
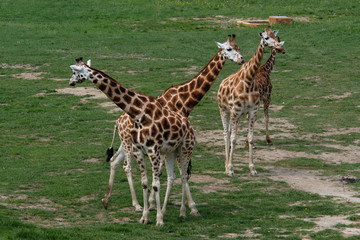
[101,199,108,210]
[227,172,235,177]
[156,221,164,227]
[134,205,143,213]
[139,217,148,224]
[149,204,156,211]
[135,207,143,213]
[190,209,201,216]
[250,171,258,177]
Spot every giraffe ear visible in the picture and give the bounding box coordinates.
[70,65,82,72]
[87,59,91,66]
[216,41,224,49]
[259,32,263,37]
[273,30,279,36]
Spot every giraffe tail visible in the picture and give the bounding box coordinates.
[106,121,118,162]
[187,159,192,179]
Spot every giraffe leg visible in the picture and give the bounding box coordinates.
[125,147,143,213]
[245,114,256,149]
[161,151,176,217]
[264,97,272,145]
[248,110,258,176]
[220,110,231,175]
[148,189,156,211]
[180,163,187,218]
[138,157,149,224]
[149,155,165,211]
[147,153,164,226]
[228,116,239,177]
[185,180,200,216]
[171,152,200,217]
[181,149,200,217]
[102,144,124,209]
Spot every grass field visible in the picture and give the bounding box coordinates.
[1,0,360,239]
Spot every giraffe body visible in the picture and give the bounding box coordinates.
[217,27,285,177]
[252,46,285,146]
[103,35,244,212]
[69,59,197,226]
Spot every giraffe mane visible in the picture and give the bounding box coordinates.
[160,48,222,94]
[87,66,156,101]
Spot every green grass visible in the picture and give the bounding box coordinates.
[1,0,360,239]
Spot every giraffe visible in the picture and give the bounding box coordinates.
[246,37,286,147]
[217,26,285,177]
[103,35,245,212]
[69,58,197,226]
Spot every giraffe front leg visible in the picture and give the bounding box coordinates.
[228,117,239,177]
[148,153,164,226]
[149,155,165,211]
[248,111,258,176]
[139,172,149,224]
[102,144,124,209]
[220,110,231,175]
[153,179,163,226]
[245,114,256,149]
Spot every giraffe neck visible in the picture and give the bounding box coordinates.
[158,49,225,117]
[240,39,265,85]
[87,66,153,121]
[261,48,277,74]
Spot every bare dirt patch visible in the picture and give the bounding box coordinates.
[172,65,202,78]
[218,233,244,238]
[55,87,124,113]
[1,63,41,70]
[195,117,298,148]
[303,215,360,237]
[322,92,352,99]
[293,16,312,22]
[49,77,68,82]
[83,158,101,163]
[265,167,360,203]
[77,195,96,202]
[12,72,47,80]
[56,87,106,100]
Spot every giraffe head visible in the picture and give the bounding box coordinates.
[275,36,286,54]
[216,34,245,64]
[69,57,92,86]
[259,26,285,54]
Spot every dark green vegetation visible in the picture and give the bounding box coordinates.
[1,0,360,239]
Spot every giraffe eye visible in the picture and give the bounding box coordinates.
[226,48,232,51]
[265,37,269,40]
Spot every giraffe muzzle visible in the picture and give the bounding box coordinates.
[238,57,245,64]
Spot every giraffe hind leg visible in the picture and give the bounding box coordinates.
[125,148,143,213]
[102,144,124,209]
[247,111,258,176]
[264,98,272,145]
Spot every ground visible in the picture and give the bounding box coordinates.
[49,78,360,237]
